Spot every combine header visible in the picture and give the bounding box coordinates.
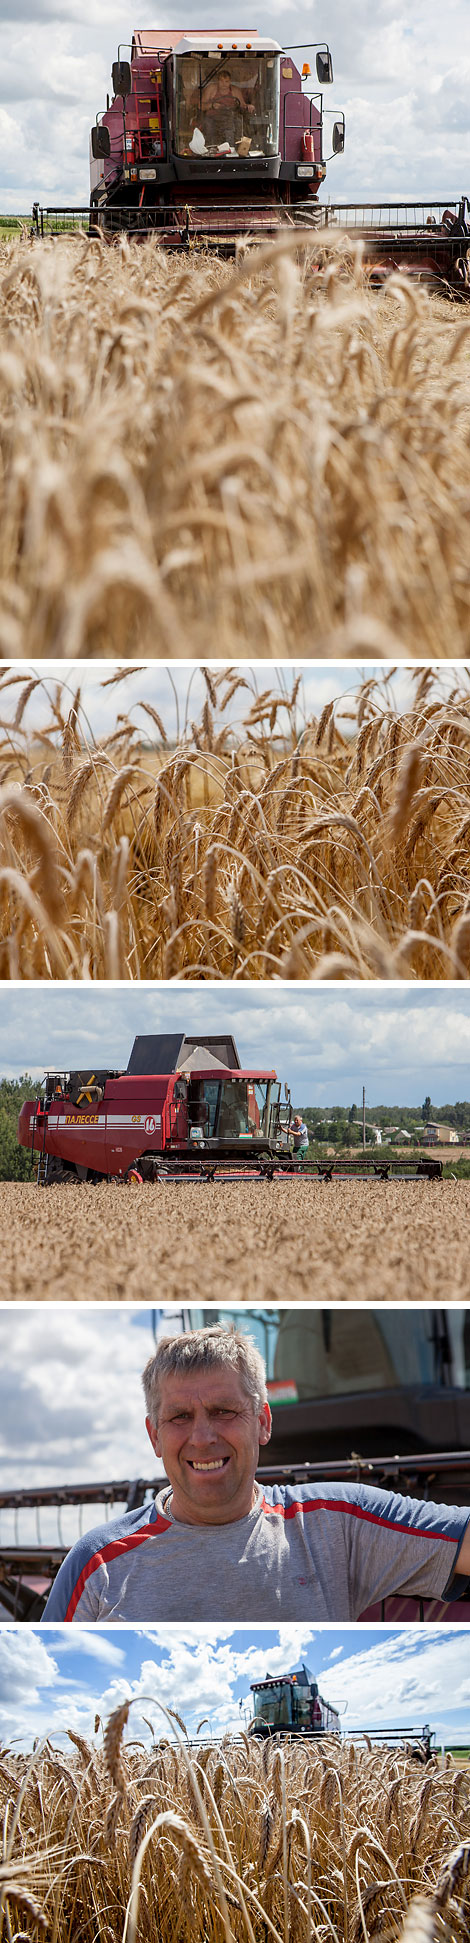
[18,1032,444,1184]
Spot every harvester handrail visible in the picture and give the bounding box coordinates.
[2,1447,470,1512]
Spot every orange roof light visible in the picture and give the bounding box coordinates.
[302,61,311,75]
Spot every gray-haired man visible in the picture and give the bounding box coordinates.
[42,1325,470,1622]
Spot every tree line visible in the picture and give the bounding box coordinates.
[0,1077,42,1180]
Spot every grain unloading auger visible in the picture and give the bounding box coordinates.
[32,24,470,292]
[18,1031,444,1185]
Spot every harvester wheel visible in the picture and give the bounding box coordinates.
[292,202,322,227]
[127,1168,143,1185]
[45,1157,76,1186]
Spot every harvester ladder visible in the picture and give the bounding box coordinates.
[35,1104,49,1185]
[133,70,163,162]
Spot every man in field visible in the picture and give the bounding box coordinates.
[292,1115,309,1158]
[42,1326,470,1622]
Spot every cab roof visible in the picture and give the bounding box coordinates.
[132,27,282,55]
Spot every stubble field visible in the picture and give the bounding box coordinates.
[2,1178,469,1299]
[1,233,470,661]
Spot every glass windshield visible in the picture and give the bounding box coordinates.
[186,1079,271,1139]
[173,53,280,158]
[189,1309,470,1396]
[291,1689,311,1726]
[218,1080,259,1138]
[253,1685,291,1726]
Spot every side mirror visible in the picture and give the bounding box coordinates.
[112,60,131,97]
[91,124,111,159]
[316,49,333,85]
[332,116,345,153]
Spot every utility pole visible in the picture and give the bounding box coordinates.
[362,1086,366,1151]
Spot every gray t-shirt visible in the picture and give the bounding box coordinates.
[42,1480,470,1622]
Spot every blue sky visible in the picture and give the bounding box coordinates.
[2,1623,470,1750]
[1,0,470,208]
[3,985,470,1108]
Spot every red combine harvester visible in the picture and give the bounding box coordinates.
[248,1664,340,1739]
[18,1031,444,1185]
[88,26,343,244]
[31,24,470,287]
[247,1664,435,1759]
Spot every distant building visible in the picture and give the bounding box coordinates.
[425,1123,459,1145]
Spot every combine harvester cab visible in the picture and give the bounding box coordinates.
[87,25,343,247]
[248,1664,340,1738]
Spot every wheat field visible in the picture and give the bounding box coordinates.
[1,233,470,662]
[1,1713,469,1942]
[2,1178,470,1299]
[1,665,470,978]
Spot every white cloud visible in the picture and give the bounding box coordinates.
[85,1630,318,1736]
[326,1628,470,1736]
[53,1630,126,1666]
[1,0,470,206]
[0,1628,58,1702]
[2,984,470,1107]
[3,1625,470,1752]
[0,1307,158,1511]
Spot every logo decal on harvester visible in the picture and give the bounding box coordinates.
[145,1115,157,1134]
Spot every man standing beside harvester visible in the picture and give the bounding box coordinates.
[42,1325,470,1623]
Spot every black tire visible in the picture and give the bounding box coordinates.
[45,1157,77,1185]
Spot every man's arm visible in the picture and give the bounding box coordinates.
[42,1538,101,1622]
[456,1520,470,1578]
[317,1484,470,1617]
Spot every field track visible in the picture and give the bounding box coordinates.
[2,1178,469,1300]
[1,234,470,659]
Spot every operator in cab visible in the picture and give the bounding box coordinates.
[198,61,256,152]
[42,1325,470,1624]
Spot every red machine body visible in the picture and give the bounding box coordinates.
[88,26,343,243]
[18,1032,281,1183]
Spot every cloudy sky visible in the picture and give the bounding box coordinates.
[1,0,470,210]
[2,1623,470,1749]
[3,985,470,1107]
[0,1302,467,1553]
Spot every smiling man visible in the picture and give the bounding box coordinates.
[42,1326,470,1623]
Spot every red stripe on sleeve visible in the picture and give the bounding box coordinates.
[258,1494,457,1543]
[65,1514,171,1620]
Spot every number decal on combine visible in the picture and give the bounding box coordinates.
[145,1115,157,1134]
